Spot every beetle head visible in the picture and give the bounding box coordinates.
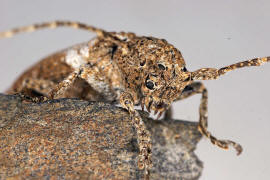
[135,37,192,117]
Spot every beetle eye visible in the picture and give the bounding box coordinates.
[140,60,146,66]
[182,66,187,72]
[158,64,166,70]
[146,81,154,90]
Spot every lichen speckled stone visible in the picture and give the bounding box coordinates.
[0,94,203,179]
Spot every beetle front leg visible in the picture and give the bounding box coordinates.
[173,82,243,155]
[120,91,152,179]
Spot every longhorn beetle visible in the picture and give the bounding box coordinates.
[1,21,269,179]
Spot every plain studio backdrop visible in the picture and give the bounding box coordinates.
[0,0,269,179]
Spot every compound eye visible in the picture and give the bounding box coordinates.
[182,66,187,72]
[146,81,155,90]
[158,63,166,70]
[140,60,146,66]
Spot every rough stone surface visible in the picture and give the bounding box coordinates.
[0,94,203,179]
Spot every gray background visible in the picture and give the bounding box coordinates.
[0,0,269,179]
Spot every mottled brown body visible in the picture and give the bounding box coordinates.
[1,21,269,179]
[7,40,121,101]
[8,33,190,106]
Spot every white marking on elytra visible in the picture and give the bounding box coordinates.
[64,39,97,69]
[79,45,89,58]
[65,49,86,69]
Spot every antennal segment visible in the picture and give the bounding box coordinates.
[0,20,106,39]
[192,57,270,80]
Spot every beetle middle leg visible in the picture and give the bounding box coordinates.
[6,78,55,102]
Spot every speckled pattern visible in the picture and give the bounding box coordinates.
[2,21,267,178]
[0,94,202,179]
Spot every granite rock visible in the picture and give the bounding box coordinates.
[0,94,203,179]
